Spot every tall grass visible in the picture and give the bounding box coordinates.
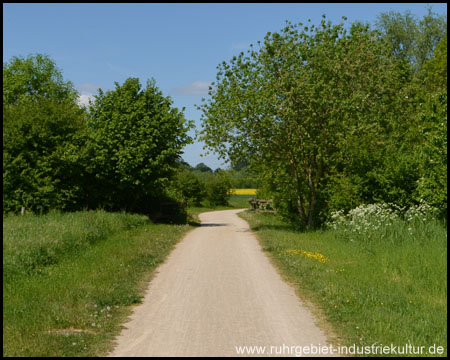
[3,210,148,278]
[241,204,447,357]
[3,210,191,356]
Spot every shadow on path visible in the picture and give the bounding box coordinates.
[200,223,228,227]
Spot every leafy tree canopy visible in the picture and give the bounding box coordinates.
[199,16,408,228]
[375,6,447,74]
[3,53,78,106]
[87,77,193,213]
[3,54,88,213]
[194,162,213,173]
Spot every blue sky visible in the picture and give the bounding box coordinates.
[3,3,447,170]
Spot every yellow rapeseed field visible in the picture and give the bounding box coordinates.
[231,188,257,195]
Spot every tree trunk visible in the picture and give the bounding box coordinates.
[306,165,316,230]
[291,163,307,226]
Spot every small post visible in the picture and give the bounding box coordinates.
[21,206,26,216]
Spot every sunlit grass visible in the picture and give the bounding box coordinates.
[3,198,255,356]
[3,211,192,356]
[240,210,447,357]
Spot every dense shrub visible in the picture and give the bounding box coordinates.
[205,171,233,206]
[174,170,206,206]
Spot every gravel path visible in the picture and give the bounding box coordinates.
[109,209,334,357]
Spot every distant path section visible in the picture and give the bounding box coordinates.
[109,209,334,357]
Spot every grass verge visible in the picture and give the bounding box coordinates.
[3,196,252,356]
[240,210,447,357]
[3,210,192,356]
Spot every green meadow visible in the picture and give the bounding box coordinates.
[240,209,447,357]
[3,196,252,357]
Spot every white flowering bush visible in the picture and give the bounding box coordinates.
[327,202,440,242]
[403,201,440,222]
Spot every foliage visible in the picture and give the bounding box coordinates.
[3,54,89,214]
[3,53,78,105]
[199,16,408,229]
[410,35,447,215]
[412,91,447,214]
[86,77,193,214]
[3,54,194,220]
[420,34,447,91]
[194,162,213,173]
[242,210,447,355]
[375,6,447,74]
[174,169,206,206]
[326,202,440,243]
[3,210,190,357]
[204,170,233,206]
[228,166,260,188]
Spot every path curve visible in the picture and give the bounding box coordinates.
[109,209,334,357]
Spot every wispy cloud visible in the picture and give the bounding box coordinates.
[75,83,101,108]
[172,81,212,95]
[77,93,95,107]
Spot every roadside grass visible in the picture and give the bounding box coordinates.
[3,210,149,279]
[240,210,447,357]
[3,196,253,356]
[3,210,192,357]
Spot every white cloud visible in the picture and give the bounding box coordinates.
[77,93,95,108]
[75,83,101,108]
[172,81,212,95]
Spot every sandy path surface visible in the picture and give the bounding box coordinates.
[109,209,334,357]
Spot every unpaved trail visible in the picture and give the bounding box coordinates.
[109,209,335,357]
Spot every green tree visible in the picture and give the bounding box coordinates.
[3,53,78,105]
[174,170,206,206]
[87,77,193,213]
[229,166,260,188]
[412,35,447,214]
[375,7,447,74]
[199,17,408,229]
[205,170,233,206]
[421,34,447,91]
[3,54,88,214]
[194,162,213,173]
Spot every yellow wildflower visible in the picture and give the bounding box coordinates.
[284,249,329,263]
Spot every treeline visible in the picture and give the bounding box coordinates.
[3,54,195,220]
[170,161,258,207]
[2,53,255,219]
[199,8,447,229]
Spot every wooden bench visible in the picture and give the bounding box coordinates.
[249,199,273,210]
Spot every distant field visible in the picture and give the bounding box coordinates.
[230,188,257,195]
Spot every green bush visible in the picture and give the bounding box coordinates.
[174,170,206,206]
[205,171,233,206]
[3,54,89,214]
[3,98,88,214]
